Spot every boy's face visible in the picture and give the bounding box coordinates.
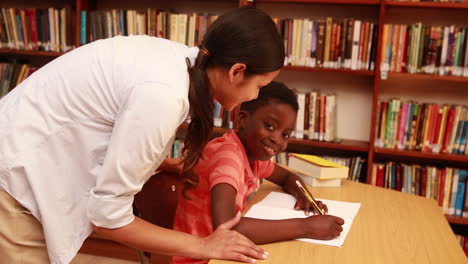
[238,100,297,162]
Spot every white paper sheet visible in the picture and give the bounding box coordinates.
[244,192,360,247]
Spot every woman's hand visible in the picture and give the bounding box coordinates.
[197,212,269,263]
[301,215,345,240]
[157,158,183,175]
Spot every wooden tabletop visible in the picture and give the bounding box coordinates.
[210,180,466,264]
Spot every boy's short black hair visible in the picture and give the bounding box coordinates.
[240,81,299,113]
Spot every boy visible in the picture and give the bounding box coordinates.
[173,82,344,264]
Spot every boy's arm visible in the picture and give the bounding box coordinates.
[267,165,328,215]
[211,183,343,244]
[266,165,301,197]
[211,183,307,244]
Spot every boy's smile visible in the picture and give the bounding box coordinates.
[237,99,297,164]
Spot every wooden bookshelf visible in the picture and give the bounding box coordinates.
[386,1,468,10]
[375,148,468,164]
[254,0,380,5]
[386,72,468,83]
[446,215,468,225]
[283,65,375,76]
[2,0,468,254]
[289,138,369,152]
[0,49,64,57]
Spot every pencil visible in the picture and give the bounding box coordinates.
[295,180,324,215]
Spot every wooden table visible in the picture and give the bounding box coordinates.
[210,180,467,264]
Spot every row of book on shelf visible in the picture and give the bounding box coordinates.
[0,8,75,52]
[87,13,378,72]
[371,162,468,217]
[374,99,468,155]
[3,6,468,82]
[213,101,234,129]
[274,18,377,71]
[380,24,468,78]
[293,91,338,142]
[0,62,38,98]
[87,9,218,47]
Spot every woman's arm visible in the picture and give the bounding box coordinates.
[93,214,268,263]
[211,183,344,245]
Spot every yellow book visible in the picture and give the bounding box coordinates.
[437,105,449,148]
[287,153,348,179]
[421,104,432,150]
[380,24,389,71]
[443,168,453,214]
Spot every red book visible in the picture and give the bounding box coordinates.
[357,22,366,69]
[432,107,443,147]
[330,23,337,65]
[377,165,384,187]
[319,95,326,141]
[395,164,402,192]
[26,8,38,51]
[20,10,29,51]
[401,26,409,72]
[335,24,342,65]
[303,93,310,139]
[420,167,427,197]
[441,107,456,153]
[464,236,468,256]
[438,168,446,207]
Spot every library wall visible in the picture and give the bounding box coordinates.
[276,70,374,142]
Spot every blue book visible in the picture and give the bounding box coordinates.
[449,170,460,215]
[172,140,180,158]
[405,103,415,148]
[405,165,412,194]
[453,118,465,154]
[275,154,281,164]
[457,120,468,154]
[15,15,24,50]
[352,156,361,181]
[391,163,396,190]
[36,9,44,50]
[81,10,87,45]
[455,170,467,216]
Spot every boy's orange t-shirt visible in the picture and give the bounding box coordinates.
[172,131,275,264]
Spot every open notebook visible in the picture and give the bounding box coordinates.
[244,192,361,247]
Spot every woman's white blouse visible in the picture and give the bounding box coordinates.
[0,35,198,264]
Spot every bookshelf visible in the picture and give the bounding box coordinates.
[244,0,468,241]
[386,1,468,10]
[283,65,375,75]
[1,0,468,257]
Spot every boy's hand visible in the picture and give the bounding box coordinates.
[301,215,345,240]
[294,196,328,216]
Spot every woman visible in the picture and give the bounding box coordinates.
[0,6,284,264]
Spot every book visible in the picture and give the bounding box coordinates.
[296,172,342,187]
[455,170,467,216]
[287,153,349,179]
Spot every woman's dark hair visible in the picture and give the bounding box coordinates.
[182,6,285,188]
[240,81,299,114]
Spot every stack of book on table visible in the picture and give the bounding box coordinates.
[287,153,349,187]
